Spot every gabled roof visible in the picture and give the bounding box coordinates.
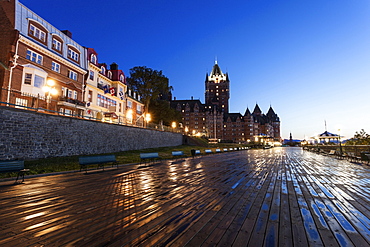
[244,107,251,116]
[253,104,262,115]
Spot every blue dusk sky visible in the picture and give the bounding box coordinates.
[20,0,370,140]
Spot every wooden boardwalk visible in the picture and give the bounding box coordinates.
[0,147,369,246]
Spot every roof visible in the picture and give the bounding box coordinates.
[224,113,243,122]
[210,63,222,76]
[318,131,339,138]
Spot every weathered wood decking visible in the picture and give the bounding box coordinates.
[0,147,369,246]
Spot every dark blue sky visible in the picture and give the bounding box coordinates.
[20,0,370,139]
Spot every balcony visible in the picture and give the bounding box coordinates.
[58,96,85,109]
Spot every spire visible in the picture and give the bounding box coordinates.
[205,72,209,82]
[210,63,222,76]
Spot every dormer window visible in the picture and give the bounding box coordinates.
[52,38,61,52]
[29,24,47,43]
[28,20,48,45]
[120,74,125,83]
[101,66,106,75]
[91,54,97,64]
[67,46,80,62]
[107,71,112,79]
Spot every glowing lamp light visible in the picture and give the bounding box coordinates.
[145,113,151,123]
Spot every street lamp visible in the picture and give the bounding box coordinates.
[185,126,189,135]
[42,79,58,110]
[126,109,133,124]
[145,113,151,128]
[171,122,176,132]
[338,129,343,154]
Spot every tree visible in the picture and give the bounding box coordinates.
[149,99,182,125]
[126,66,172,115]
[346,129,370,145]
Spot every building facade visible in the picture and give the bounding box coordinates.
[0,0,87,116]
[0,0,144,126]
[171,62,281,143]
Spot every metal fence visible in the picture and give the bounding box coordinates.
[0,87,180,133]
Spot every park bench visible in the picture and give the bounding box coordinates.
[328,150,336,155]
[347,152,360,162]
[172,151,185,159]
[0,160,29,183]
[79,155,118,173]
[140,152,161,164]
[360,152,370,164]
[205,149,213,154]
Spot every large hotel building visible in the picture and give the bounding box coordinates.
[171,62,281,143]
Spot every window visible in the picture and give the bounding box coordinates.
[65,109,72,116]
[89,71,94,80]
[120,74,125,82]
[24,73,32,85]
[15,98,28,108]
[107,71,112,79]
[34,75,44,88]
[137,104,141,113]
[69,70,77,80]
[97,94,116,108]
[68,48,79,61]
[68,90,73,98]
[91,54,97,64]
[26,50,43,64]
[127,100,132,108]
[29,24,46,42]
[101,66,106,75]
[74,91,78,99]
[52,38,61,51]
[51,61,60,72]
[88,90,92,101]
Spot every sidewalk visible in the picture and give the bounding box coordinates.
[0,147,369,246]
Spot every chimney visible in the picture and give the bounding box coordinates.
[110,62,118,70]
[174,97,176,100]
[191,96,193,100]
[61,30,72,38]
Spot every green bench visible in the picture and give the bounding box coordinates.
[79,155,118,173]
[0,160,29,183]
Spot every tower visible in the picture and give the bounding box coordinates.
[205,61,230,113]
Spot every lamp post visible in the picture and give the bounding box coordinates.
[145,113,151,128]
[185,126,189,135]
[171,122,176,132]
[338,129,343,154]
[42,79,58,111]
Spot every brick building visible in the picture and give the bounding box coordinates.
[171,61,281,143]
[0,0,144,125]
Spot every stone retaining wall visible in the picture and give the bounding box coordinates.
[0,106,183,160]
